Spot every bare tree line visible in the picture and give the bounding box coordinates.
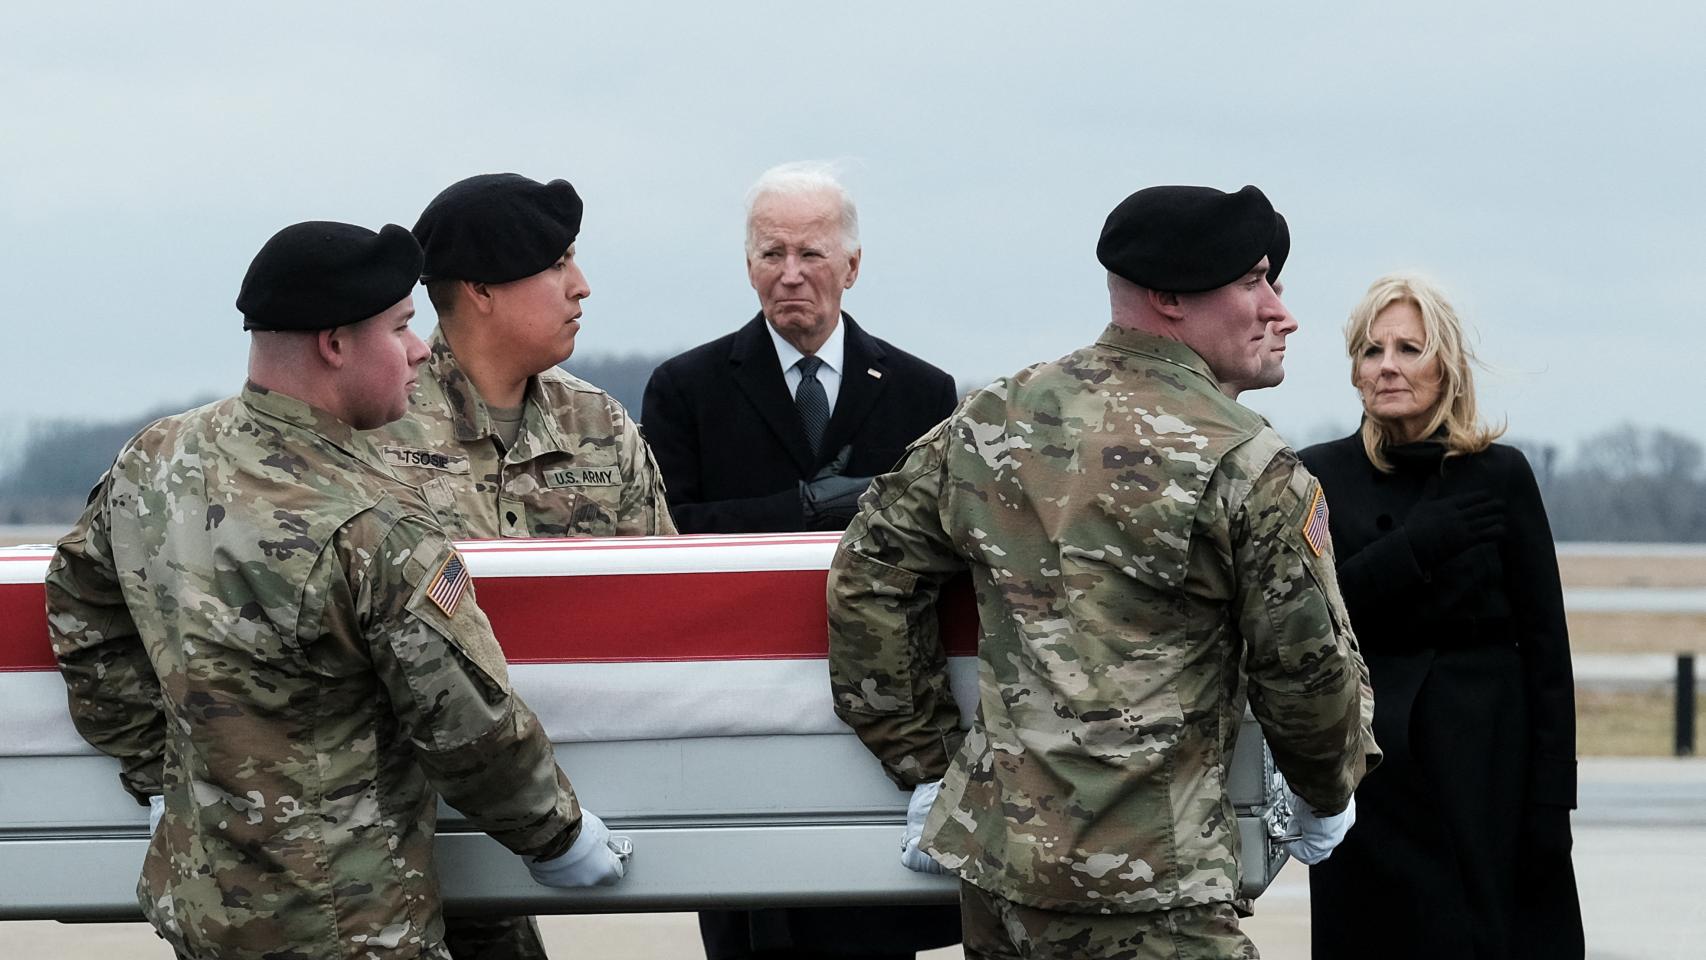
[3,355,1703,542]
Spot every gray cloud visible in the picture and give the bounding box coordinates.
[4,1,1702,459]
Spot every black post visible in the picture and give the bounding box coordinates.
[1677,654,1697,758]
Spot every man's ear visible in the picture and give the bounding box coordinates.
[843,248,862,289]
[463,279,495,317]
[1148,288,1187,323]
[315,327,347,369]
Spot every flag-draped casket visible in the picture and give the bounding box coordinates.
[0,533,1284,920]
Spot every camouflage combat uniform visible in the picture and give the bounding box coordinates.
[370,330,675,539]
[827,324,1379,958]
[46,384,584,960]
[366,330,670,959]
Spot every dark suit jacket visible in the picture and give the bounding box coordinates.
[641,313,959,535]
[640,312,962,957]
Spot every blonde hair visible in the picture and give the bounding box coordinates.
[1344,273,1504,472]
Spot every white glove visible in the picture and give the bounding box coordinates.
[900,781,951,875]
[148,795,165,834]
[1288,791,1356,865]
[527,810,629,887]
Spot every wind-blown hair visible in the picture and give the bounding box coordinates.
[744,161,860,256]
[1344,273,1504,472]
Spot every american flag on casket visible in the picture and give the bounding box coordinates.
[0,533,982,755]
[0,532,1288,902]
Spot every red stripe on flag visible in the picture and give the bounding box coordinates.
[455,532,844,553]
[0,582,51,671]
[1,570,980,671]
[479,570,831,662]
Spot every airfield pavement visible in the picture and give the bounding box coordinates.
[5,757,1703,960]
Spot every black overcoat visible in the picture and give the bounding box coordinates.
[641,312,959,534]
[1298,432,1583,960]
[641,312,962,956]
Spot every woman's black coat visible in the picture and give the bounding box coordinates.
[1298,432,1583,960]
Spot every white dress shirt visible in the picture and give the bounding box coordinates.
[766,317,845,414]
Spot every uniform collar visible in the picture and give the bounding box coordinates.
[240,381,378,464]
[425,327,571,455]
[1094,322,1223,390]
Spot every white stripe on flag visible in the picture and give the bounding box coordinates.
[0,658,981,757]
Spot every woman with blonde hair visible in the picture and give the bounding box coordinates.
[1299,274,1583,959]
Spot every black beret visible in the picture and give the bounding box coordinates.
[237,221,423,332]
[1268,212,1290,286]
[413,173,583,284]
[1096,185,1278,293]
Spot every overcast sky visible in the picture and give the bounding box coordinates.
[4,2,1702,464]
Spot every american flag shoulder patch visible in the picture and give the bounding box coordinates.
[426,551,470,617]
[1301,483,1331,557]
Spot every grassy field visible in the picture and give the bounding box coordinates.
[1558,550,1705,755]
[1557,552,1706,589]
[1558,552,1706,661]
[1578,687,1703,756]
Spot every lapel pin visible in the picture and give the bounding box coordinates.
[867,368,883,379]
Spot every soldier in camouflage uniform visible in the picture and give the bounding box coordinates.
[1220,214,1295,399]
[46,222,625,960]
[365,173,672,960]
[370,173,674,544]
[827,186,1380,959]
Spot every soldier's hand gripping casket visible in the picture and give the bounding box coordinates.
[899,780,951,875]
[1286,792,1357,865]
[527,810,630,887]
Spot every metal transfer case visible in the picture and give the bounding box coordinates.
[0,534,1289,920]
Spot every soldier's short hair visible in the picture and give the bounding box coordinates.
[424,278,461,321]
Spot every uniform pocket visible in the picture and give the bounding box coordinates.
[421,476,466,529]
[1256,537,1356,676]
[534,454,624,535]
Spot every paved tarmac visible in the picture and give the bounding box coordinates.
[1242,758,1706,959]
[7,758,1701,958]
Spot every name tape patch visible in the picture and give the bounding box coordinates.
[1301,483,1331,557]
[382,446,470,474]
[426,551,471,617]
[545,466,620,488]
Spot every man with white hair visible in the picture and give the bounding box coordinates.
[641,163,961,958]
